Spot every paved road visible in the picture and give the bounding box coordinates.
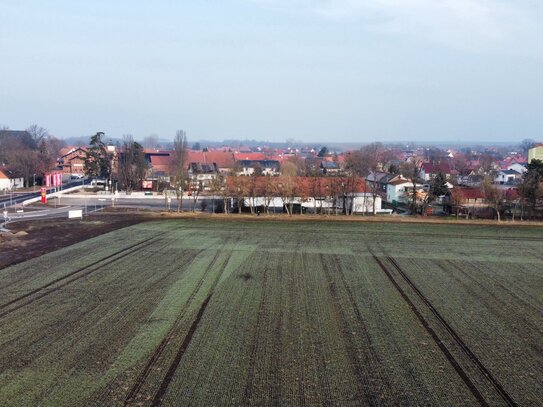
[0,179,88,208]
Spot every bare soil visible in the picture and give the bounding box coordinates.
[0,211,155,269]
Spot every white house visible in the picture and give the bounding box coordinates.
[386,179,425,204]
[494,170,521,185]
[387,179,413,203]
[507,163,526,174]
[243,193,387,214]
[0,168,24,190]
[238,160,280,176]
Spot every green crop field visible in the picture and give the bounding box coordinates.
[0,219,542,406]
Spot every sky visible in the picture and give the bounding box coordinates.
[1,0,542,143]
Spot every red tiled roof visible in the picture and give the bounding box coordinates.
[150,155,172,166]
[185,150,205,164]
[203,151,235,168]
[457,188,485,200]
[421,162,452,174]
[233,152,266,161]
[225,176,370,195]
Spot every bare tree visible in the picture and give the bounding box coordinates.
[401,159,423,214]
[170,130,189,212]
[482,177,503,221]
[26,124,49,146]
[279,161,298,215]
[360,143,383,215]
[118,135,148,193]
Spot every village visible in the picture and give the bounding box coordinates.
[2,129,542,220]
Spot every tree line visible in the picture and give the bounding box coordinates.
[0,125,65,187]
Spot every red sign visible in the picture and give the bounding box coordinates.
[41,188,47,204]
[45,172,62,187]
[142,180,153,189]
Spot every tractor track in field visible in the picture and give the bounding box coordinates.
[123,249,219,406]
[242,260,269,404]
[125,250,232,407]
[150,251,230,407]
[442,260,543,336]
[371,250,517,407]
[333,254,393,398]
[369,251,488,406]
[0,233,167,320]
[321,253,375,405]
[384,256,517,406]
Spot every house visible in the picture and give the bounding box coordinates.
[188,162,219,189]
[451,187,486,208]
[367,171,404,195]
[0,168,24,190]
[494,169,521,185]
[320,161,341,175]
[507,163,526,174]
[58,147,87,175]
[386,178,425,204]
[203,151,235,174]
[238,160,280,176]
[148,155,172,180]
[420,162,453,181]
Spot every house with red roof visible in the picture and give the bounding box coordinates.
[420,162,454,181]
[58,147,88,175]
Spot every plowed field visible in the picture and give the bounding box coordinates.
[1,220,542,406]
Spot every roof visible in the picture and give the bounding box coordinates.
[321,161,340,169]
[0,130,36,149]
[238,160,280,169]
[0,167,19,179]
[0,130,32,138]
[60,147,87,158]
[150,155,172,166]
[189,162,218,174]
[233,152,266,161]
[203,151,235,168]
[421,162,452,174]
[226,176,370,195]
[498,169,520,175]
[185,150,205,164]
[388,178,413,186]
[457,188,485,200]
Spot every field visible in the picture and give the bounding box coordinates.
[0,219,542,406]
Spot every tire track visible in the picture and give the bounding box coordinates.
[242,260,269,404]
[123,249,219,406]
[371,249,517,406]
[320,253,374,405]
[149,252,230,407]
[385,256,517,407]
[128,251,231,407]
[0,234,165,320]
[370,251,488,406]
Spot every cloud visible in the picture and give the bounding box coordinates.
[247,0,543,57]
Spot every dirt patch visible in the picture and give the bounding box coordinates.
[0,212,155,269]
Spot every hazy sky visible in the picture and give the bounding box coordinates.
[1,0,542,143]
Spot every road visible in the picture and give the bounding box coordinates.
[0,179,88,208]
